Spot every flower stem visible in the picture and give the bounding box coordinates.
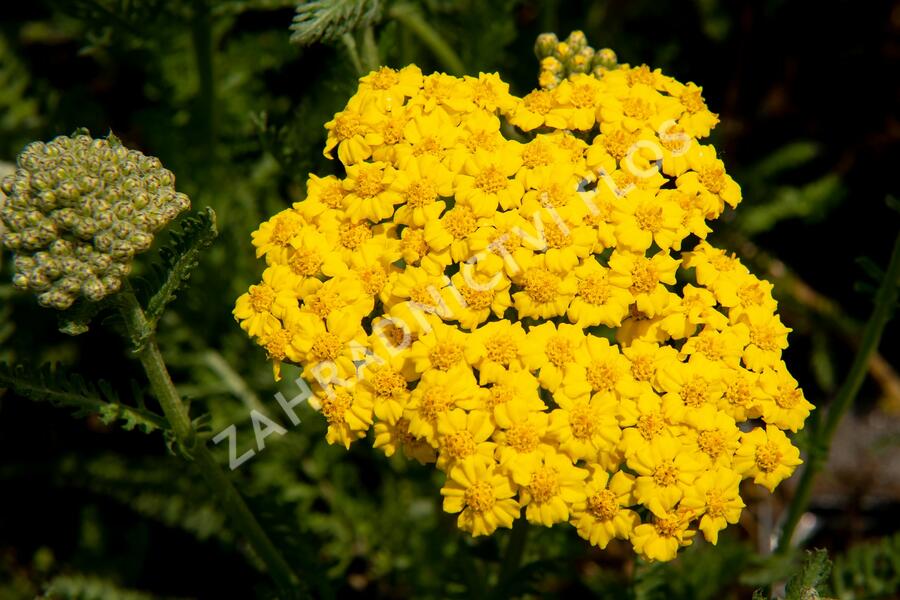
[776,230,900,553]
[341,32,365,76]
[117,288,303,595]
[388,4,466,75]
[493,517,529,597]
[360,25,380,73]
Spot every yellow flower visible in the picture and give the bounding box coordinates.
[562,335,635,401]
[630,508,695,561]
[323,94,386,164]
[676,144,741,215]
[629,434,703,514]
[682,405,742,468]
[613,189,684,252]
[608,250,679,318]
[391,155,454,226]
[571,470,640,548]
[394,106,458,167]
[289,311,367,383]
[358,65,424,110]
[374,416,436,464]
[679,467,744,544]
[443,257,512,330]
[311,383,374,449]
[470,320,529,384]
[509,89,559,131]
[455,149,525,216]
[734,306,791,372]
[619,390,685,457]
[718,366,765,422]
[657,356,725,411]
[404,366,484,444]
[481,370,546,425]
[758,363,815,432]
[567,257,633,328]
[252,208,307,264]
[436,408,496,470]
[548,392,621,461]
[519,450,589,526]
[682,241,749,307]
[511,253,578,320]
[732,425,802,492]
[522,322,586,392]
[233,265,301,338]
[548,74,602,130]
[343,161,402,223]
[440,456,520,536]
[464,72,517,112]
[408,320,481,375]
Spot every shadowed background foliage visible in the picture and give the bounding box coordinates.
[1,0,898,598]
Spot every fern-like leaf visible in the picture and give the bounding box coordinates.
[785,549,832,600]
[832,532,900,598]
[289,0,381,46]
[0,363,167,433]
[138,207,218,338]
[43,574,164,600]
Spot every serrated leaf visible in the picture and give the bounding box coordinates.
[752,141,820,180]
[0,363,167,433]
[139,207,218,337]
[289,0,381,46]
[785,549,831,600]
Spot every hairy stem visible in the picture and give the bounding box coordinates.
[776,231,900,553]
[360,25,380,72]
[388,4,465,75]
[117,288,302,594]
[341,32,365,76]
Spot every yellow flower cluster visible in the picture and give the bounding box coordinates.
[234,59,811,561]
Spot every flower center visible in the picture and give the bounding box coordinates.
[602,128,635,160]
[339,222,372,249]
[264,329,292,360]
[334,113,364,140]
[487,383,514,408]
[652,463,679,487]
[749,324,780,351]
[429,342,465,371]
[443,206,478,239]
[400,228,428,261]
[523,90,553,114]
[371,367,406,398]
[706,489,726,518]
[406,179,438,208]
[578,272,611,305]
[320,182,345,208]
[249,284,275,313]
[271,214,302,246]
[465,481,495,512]
[654,516,680,537]
[634,202,663,232]
[474,165,509,195]
[738,282,767,307]
[586,360,618,392]
[459,283,493,310]
[692,336,724,361]
[699,165,726,194]
[528,466,561,503]
[637,413,664,440]
[522,141,554,168]
[755,441,782,472]
[724,376,753,407]
[544,335,573,368]
[412,136,443,157]
[776,386,802,409]
[354,167,385,198]
[420,386,454,421]
[305,287,343,318]
[630,355,654,382]
[570,83,597,109]
[623,97,652,120]
[587,489,618,521]
[358,264,387,295]
[310,332,342,361]
[630,258,658,294]
[321,389,352,424]
[681,377,709,408]
[464,130,498,153]
[506,422,540,453]
[523,267,560,304]
[370,66,399,89]
[485,334,518,366]
[444,431,476,459]
[569,404,597,439]
[289,247,323,277]
[697,430,726,459]
[681,90,705,113]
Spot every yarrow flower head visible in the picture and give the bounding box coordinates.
[0,132,190,309]
[235,32,811,562]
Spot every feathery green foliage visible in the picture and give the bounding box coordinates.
[0,363,167,433]
[290,0,382,46]
[832,533,900,599]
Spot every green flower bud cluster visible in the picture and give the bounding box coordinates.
[534,30,618,89]
[0,133,190,309]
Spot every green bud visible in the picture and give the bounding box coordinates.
[534,33,559,59]
[593,48,618,71]
[565,30,588,53]
[0,130,191,309]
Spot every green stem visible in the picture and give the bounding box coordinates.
[341,32,365,76]
[117,289,302,595]
[360,25,380,73]
[776,231,900,553]
[388,4,465,75]
[493,518,529,597]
